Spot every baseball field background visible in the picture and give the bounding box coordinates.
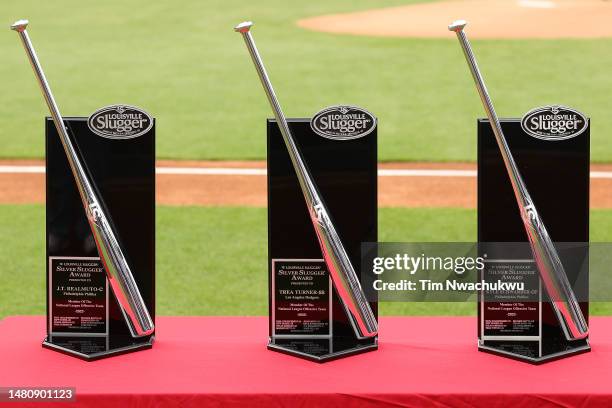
[1,0,612,319]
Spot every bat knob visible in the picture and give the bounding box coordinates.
[448,20,467,32]
[10,19,29,32]
[234,21,253,33]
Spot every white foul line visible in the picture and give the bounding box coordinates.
[1,165,612,179]
[0,165,46,174]
[379,169,476,177]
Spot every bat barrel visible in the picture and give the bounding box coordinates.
[452,21,588,341]
[12,21,154,338]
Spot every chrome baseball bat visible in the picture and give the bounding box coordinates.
[449,20,588,340]
[11,20,154,338]
[235,21,377,339]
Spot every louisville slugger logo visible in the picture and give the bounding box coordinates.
[313,202,328,225]
[311,105,376,140]
[522,204,541,230]
[88,104,153,140]
[87,203,104,225]
[521,105,587,141]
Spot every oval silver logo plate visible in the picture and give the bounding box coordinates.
[311,105,376,140]
[521,105,588,141]
[88,104,153,140]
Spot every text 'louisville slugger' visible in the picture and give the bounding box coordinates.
[234,21,377,339]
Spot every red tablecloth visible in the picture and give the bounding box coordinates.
[0,316,610,407]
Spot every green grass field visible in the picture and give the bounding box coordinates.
[2,0,612,162]
[1,205,610,319]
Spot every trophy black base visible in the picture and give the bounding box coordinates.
[478,341,590,365]
[268,337,377,363]
[42,335,154,361]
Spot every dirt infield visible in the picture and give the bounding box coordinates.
[2,160,612,208]
[297,0,612,39]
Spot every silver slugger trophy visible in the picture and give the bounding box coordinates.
[449,20,588,341]
[11,20,154,338]
[235,21,378,339]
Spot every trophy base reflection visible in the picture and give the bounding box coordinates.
[267,113,378,362]
[43,335,153,362]
[268,339,378,363]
